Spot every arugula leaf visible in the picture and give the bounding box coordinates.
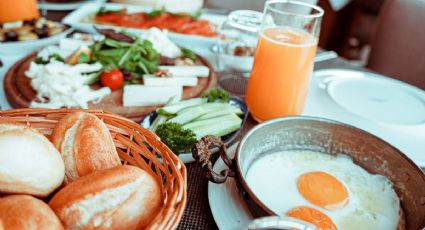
[90,30,160,79]
[77,52,90,64]
[180,47,197,62]
[104,38,132,48]
[34,53,65,65]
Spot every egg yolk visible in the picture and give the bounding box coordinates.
[297,171,349,210]
[287,206,337,230]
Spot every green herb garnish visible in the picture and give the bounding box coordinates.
[189,10,202,19]
[146,7,166,18]
[77,52,90,64]
[34,53,65,65]
[180,47,197,62]
[202,88,230,103]
[97,6,127,16]
[155,122,197,154]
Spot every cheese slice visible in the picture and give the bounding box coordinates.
[123,85,182,107]
[158,66,210,77]
[143,75,198,87]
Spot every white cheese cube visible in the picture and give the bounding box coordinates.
[143,75,198,87]
[158,66,210,77]
[59,38,92,52]
[123,85,182,107]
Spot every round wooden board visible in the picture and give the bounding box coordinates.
[4,53,218,122]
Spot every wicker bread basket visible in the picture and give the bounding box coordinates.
[0,108,187,230]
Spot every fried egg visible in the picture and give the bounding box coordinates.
[245,150,400,230]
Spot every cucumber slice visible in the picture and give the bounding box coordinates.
[195,110,236,121]
[178,102,243,115]
[149,115,168,132]
[157,98,207,115]
[168,107,207,124]
[149,96,180,132]
[183,114,242,139]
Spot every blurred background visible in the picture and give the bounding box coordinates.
[42,0,386,65]
[206,0,385,65]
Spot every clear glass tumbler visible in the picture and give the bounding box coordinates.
[216,10,262,96]
[245,0,324,122]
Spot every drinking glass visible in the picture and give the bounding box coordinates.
[216,10,262,96]
[245,0,324,122]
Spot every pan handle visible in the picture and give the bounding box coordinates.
[192,135,235,184]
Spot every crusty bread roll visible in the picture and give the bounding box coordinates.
[49,165,161,230]
[0,195,63,230]
[0,124,65,197]
[51,112,121,183]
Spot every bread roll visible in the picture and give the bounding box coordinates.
[49,165,161,230]
[51,112,121,183]
[0,124,65,196]
[0,195,63,230]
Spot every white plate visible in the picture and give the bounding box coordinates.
[0,26,73,56]
[304,69,425,167]
[208,143,254,230]
[38,0,106,11]
[62,3,226,45]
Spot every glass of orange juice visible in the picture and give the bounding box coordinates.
[245,0,324,122]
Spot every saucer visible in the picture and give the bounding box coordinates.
[304,69,425,167]
[208,143,253,230]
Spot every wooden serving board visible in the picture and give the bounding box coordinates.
[4,53,217,122]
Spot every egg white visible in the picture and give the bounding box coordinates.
[245,150,400,230]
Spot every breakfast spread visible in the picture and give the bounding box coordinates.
[93,8,217,37]
[245,150,401,230]
[0,112,163,229]
[2,2,425,229]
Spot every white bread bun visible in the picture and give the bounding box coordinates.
[49,165,161,230]
[111,0,203,13]
[0,195,63,230]
[0,124,65,197]
[51,112,121,184]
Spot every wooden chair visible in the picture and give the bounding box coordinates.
[367,0,425,90]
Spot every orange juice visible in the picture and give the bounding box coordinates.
[246,27,317,122]
[0,0,40,23]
